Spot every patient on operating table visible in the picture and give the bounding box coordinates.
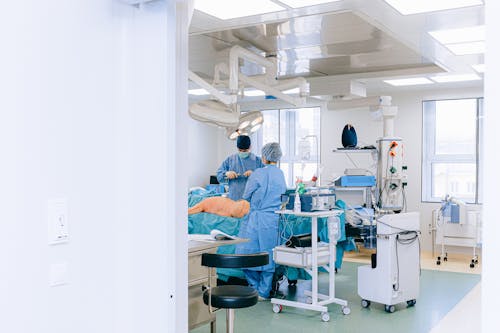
[188,197,250,218]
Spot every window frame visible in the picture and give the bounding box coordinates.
[251,106,321,187]
[421,97,483,203]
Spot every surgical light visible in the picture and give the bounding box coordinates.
[238,120,251,130]
[194,0,285,20]
[384,78,433,86]
[384,0,483,15]
[251,116,263,126]
[430,74,481,83]
[250,124,262,133]
[227,111,265,139]
[189,100,240,128]
[228,130,240,140]
[277,0,342,9]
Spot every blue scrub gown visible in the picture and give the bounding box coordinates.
[216,153,264,200]
[235,164,287,298]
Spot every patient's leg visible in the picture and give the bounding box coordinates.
[188,202,205,215]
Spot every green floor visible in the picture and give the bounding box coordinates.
[191,262,480,333]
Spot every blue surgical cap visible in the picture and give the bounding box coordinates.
[237,135,251,149]
[262,142,282,162]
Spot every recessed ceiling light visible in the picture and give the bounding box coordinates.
[188,88,209,95]
[244,89,266,97]
[384,0,483,15]
[430,74,481,83]
[445,41,485,55]
[277,0,342,9]
[472,64,485,73]
[384,78,434,86]
[429,25,485,45]
[194,0,285,20]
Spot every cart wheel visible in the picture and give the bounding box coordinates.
[361,299,371,308]
[475,259,479,264]
[288,279,297,287]
[407,299,416,307]
[384,305,396,313]
[470,263,475,268]
[436,261,441,265]
[443,257,448,262]
[342,306,351,315]
[272,304,282,314]
[321,312,330,322]
[437,256,441,261]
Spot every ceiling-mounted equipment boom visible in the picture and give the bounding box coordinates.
[189,45,309,132]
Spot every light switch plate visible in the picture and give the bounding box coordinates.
[48,199,69,245]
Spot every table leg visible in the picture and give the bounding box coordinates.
[312,216,318,304]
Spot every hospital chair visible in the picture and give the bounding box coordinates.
[202,252,269,333]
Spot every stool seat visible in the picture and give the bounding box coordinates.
[203,285,258,309]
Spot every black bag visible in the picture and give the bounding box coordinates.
[285,233,320,248]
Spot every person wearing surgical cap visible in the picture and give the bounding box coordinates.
[216,135,264,200]
[236,142,287,300]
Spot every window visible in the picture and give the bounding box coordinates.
[422,98,483,203]
[252,107,320,187]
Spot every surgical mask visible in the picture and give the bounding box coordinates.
[239,152,250,159]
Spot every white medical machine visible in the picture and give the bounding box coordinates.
[431,195,481,268]
[358,212,420,313]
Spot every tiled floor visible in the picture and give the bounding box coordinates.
[191,250,482,333]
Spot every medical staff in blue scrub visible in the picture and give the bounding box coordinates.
[236,142,287,300]
[216,135,264,200]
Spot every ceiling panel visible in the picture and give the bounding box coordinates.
[190,11,434,79]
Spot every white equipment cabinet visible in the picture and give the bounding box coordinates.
[358,212,420,313]
[271,210,350,322]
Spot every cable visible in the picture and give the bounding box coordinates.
[402,187,407,212]
[393,231,420,291]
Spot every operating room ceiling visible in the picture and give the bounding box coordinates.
[189,0,484,95]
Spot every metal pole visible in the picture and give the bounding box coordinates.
[226,308,234,333]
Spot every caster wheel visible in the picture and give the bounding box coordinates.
[470,263,475,268]
[443,257,448,262]
[321,312,330,322]
[342,306,351,315]
[437,256,441,261]
[361,299,371,308]
[288,279,297,287]
[436,261,441,265]
[272,304,282,314]
[384,305,396,313]
[407,300,416,307]
[475,260,479,264]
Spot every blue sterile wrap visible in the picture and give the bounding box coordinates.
[188,192,353,282]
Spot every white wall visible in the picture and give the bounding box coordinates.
[0,1,186,332]
[322,87,483,252]
[187,120,220,187]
